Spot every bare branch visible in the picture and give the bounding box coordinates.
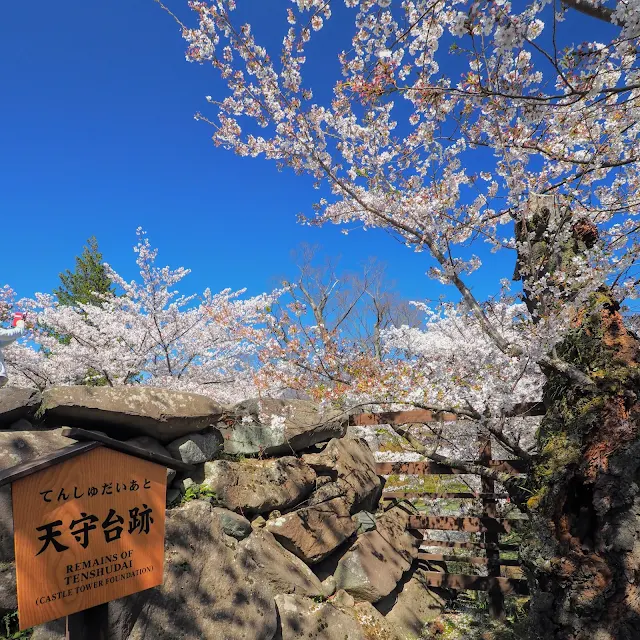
[561,0,615,24]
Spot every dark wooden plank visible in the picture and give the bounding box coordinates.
[479,434,503,618]
[351,409,459,426]
[418,553,520,567]
[383,491,509,500]
[409,515,524,534]
[420,541,519,552]
[421,571,529,595]
[350,403,544,426]
[66,603,109,640]
[0,442,101,488]
[61,427,195,472]
[376,459,528,475]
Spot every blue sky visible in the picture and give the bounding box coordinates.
[0,1,607,308]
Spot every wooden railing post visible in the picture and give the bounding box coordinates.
[478,434,504,619]
[66,603,109,640]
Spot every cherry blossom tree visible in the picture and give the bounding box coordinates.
[161,0,640,635]
[3,230,277,404]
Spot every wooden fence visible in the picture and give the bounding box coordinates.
[350,409,531,618]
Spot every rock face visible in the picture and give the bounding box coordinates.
[0,429,76,562]
[303,438,382,513]
[0,429,74,471]
[274,594,367,640]
[220,398,347,456]
[0,387,41,427]
[212,507,252,540]
[334,506,421,602]
[110,500,278,640]
[353,511,377,534]
[126,436,177,485]
[380,568,445,637]
[203,458,316,515]
[0,562,16,612]
[265,498,356,565]
[166,430,223,464]
[40,386,223,443]
[239,529,324,598]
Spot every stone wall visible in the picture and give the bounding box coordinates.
[0,386,443,640]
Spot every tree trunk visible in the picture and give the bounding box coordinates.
[522,294,640,639]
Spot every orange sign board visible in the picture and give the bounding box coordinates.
[12,446,166,630]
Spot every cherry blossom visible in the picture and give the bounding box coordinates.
[166,0,639,414]
[3,230,278,404]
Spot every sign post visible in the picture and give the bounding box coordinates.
[0,428,194,639]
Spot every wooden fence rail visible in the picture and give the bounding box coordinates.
[351,409,532,617]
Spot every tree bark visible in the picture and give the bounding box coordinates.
[523,294,640,639]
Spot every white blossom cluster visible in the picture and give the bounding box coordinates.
[2,230,278,404]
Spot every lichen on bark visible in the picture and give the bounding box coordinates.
[522,293,640,640]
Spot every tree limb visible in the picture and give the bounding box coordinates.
[561,0,615,24]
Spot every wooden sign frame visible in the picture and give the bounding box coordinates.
[0,428,194,639]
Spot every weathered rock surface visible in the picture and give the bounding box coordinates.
[203,457,316,515]
[274,594,366,640]
[0,428,73,471]
[0,562,16,612]
[40,386,223,443]
[0,387,41,427]
[274,594,400,640]
[30,619,65,640]
[0,429,76,562]
[351,601,402,640]
[303,438,382,513]
[353,511,377,534]
[109,500,277,640]
[378,568,445,638]
[213,507,252,540]
[126,436,177,485]
[220,398,347,456]
[321,576,336,597]
[166,430,223,464]
[265,498,356,565]
[334,506,421,602]
[239,529,324,598]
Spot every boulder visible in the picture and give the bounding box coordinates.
[334,506,421,602]
[265,498,356,565]
[40,386,223,443]
[307,481,348,506]
[375,505,422,565]
[220,398,347,456]
[239,529,324,598]
[166,430,223,464]
[353,511,377,534]
[0,387,41,427]
[350,601,402,640]
[109,500,277,640]
[212,507,252,540]
[166,488,181,506]
[303,438,382,513]
[0,428,74,471]
[321,576,336,597]
[203,458,315,515]
[274,594,366,640]
[126,436,177,485]
[333,589,354,608]
[378,568,445,637]
[0,429,77,562]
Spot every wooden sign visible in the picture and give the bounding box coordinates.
[12,446,166,630]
